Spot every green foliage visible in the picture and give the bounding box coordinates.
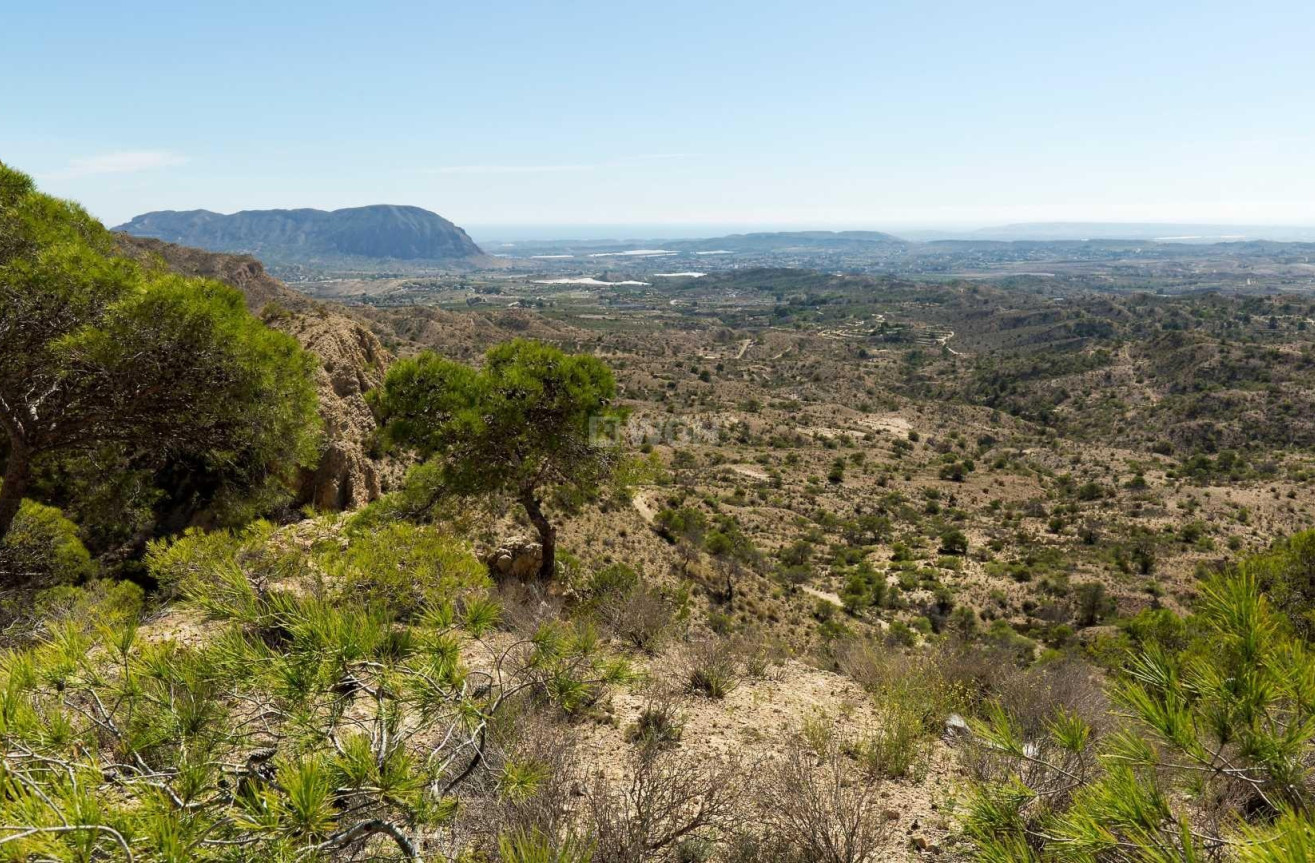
[0,496,94,588]
[687,640,740,699]
[0,161,321,563]
[839,562,886,615]
[1238,528,1315,639]
[33,578,144,627]
[963,540,1315,861]
[146,520,280,600]
[0,516,631,861]
[940,528,969,556]
[325,521,490,619]
[626,698,686,750]
[371,340,625,579]
[856,690,932,781]
[1071,581,1115,627]
[499,828,595,863]
[655,506,708,559]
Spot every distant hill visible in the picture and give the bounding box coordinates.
[967,222,1315,243]
[486,229,908,258]
[115,204,486,264]
[675,230,906,253]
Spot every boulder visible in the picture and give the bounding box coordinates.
[944,713,971,743]
[486,536,543,579]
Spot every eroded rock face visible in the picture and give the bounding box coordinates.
[283,313,389,510]
[115,235,391,511]
[486,536,543,580]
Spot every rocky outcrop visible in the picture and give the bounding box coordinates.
[486,536,543,580]
[115,235,390,510]
[284,312,388,510]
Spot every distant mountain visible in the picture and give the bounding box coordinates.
[662,230,904,253]
[115,205,485,263]
[967,222,1315,243]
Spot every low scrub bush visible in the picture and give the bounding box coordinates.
[754,733,892,863]
[0,522,633,862]
[686,638,740,698]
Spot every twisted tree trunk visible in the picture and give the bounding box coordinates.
[519,489,556,581]
[0,438,30,544]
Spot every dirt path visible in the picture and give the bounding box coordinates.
[632,490,657,524]
[801,585,844,607]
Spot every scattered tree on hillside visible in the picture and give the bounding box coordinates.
[655,506,709,575]
[705,514,759,604]
[370,339,625,580]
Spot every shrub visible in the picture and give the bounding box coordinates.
[326,521,489,618]
[839,562,886,614]
[599,583,679,655]
[586,747,742,863]
[756,733,892,863]
[34,579,144,628]
[939,528,969,556]
[964,560,1315,860]
[885,620,917,647]
[686,639,740,698]
[1238,528,1315,639]
[627,696,686,750]
[146,520,279,600]
[1072,581,1115,627]
[498,828,594,863]
[588,562,640,599]
[0,498,94,589]
[857,692,931,781]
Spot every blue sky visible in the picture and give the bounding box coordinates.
[4,0,1315,233]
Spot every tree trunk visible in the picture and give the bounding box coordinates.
[0,443,30,545]
[520,490,556,581]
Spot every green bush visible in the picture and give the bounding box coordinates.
[964,548,1315,860]
[146,520,278,600]
[0,515,633,862]
[0,498,94,588]
[325,522,489,619]
[1239,528,1315,639]
[34,579,144,627]
[498,828,594,863]
[857,692,931,781]
[939,528,969,556]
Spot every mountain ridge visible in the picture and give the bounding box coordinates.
[115,204,487,264]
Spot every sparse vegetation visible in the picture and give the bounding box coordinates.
[5,162,1315,860]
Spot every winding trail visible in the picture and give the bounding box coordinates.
[801,585,844,607]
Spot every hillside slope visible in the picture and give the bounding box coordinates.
[117,235,390,509]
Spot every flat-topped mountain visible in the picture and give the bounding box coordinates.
[115,204,485,263]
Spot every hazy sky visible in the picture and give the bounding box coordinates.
[5,0,1315,231]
